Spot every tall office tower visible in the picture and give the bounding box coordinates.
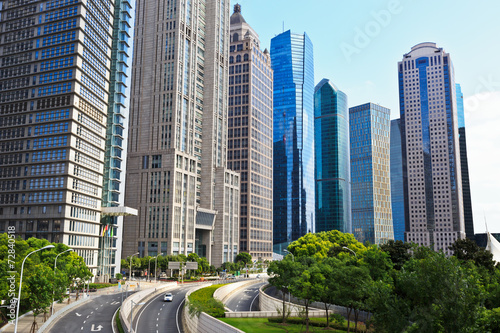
[390,119,405,241]
[456,84,474,241]
[0,0,136,278]
[350,103,393,244]
[399,43,465,252]
[314,79,351,234]
[123,0,240,267]
[227,5,273,261]
[271,30,314,253]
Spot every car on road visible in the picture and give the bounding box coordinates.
[164,293,173,302]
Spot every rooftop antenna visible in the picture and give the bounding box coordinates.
[282,21,284,33]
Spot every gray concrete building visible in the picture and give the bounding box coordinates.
[0,0,136,279]
[228,4,273,261]
[398,43,465,253]
[123,0,239,266]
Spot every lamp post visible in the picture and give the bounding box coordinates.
[15,245,54,333]
[342,246,357,257]
[148,257,154,282]
[283,249,294,261]
[155,253,163,283]
[52,248,73,316]
[129,252,139,282]
[130,300,145,333]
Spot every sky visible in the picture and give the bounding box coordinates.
[230,0,500,233]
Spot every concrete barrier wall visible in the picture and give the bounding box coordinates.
[183,284,209,333]
[213,279,262,303]
[259,284,370,322]
[120,282,177,333]
[37,296,93,332]
[197,312,244,333]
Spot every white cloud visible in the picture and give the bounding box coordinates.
[464,91,500,233]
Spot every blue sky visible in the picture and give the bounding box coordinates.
[230,0,500,233]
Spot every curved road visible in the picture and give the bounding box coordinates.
[225,281,266,312]
[48,293,125,333]
[132,284,198,333]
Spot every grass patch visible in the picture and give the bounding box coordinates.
[220,317,346,332]
[187,284,227,318]
[115,308,125,333]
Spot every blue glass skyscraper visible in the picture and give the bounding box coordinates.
[390,119,405,241]
[271,31,314,252]
[456,84,474,241]
[350,103,393,244]
[314,79,351,234]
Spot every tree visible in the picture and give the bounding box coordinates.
[26,265,54,332]
[235,252,252,268]
[371,250,485,333]
[333,263,372,333]
[449,237,495,272]
[288,230,365,260]
[359,245,393,282]
[289,258,322,332]
[66,253,92,300]
[267,257,300,323]
[379,239,412,270]
[311,258,340,328]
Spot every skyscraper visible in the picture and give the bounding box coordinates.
[314,79,351,234]
[390,119,405,241]
[0,0,136,278]
[350,103,393,244]
[456,84,474,241]
[271,30,314,253]
[399,42,465,252]
[123,0,240,267]
[228,5,273,261]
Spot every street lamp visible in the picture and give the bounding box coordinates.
[130,300,145,333]
[15,245,54,333]
[155,253,163,283]
[129,252,139,282]
[342,246,357,257]
[52,248,73,316]
[283,249,294,261]
[148,257,155,282]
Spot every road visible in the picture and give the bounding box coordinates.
[132,284,197,333]
[225,281,266,312]
[48,293,127,333]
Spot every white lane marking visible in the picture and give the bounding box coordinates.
[134,292,165,333]
[176,298,185,333]
[81,327,83,330]
[111,306,120,333]
[87,315,90,319]
[83,321,86,324]
[76,313,82,317]
[250,293,259,311]
[91,311,94,314]
[158,312,160,316]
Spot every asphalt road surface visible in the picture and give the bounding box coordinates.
[132,284,196,333]
[48,293,127,333]
[225,281,266,312]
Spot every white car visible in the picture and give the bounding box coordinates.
[164,293,173,302]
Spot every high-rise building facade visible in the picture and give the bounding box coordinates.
[227,5,273,261]
[399,43,465,252]
[390,119,405,241]
[350,103,393,244]
[314,79,351,234]
[0,0,136,278]
[271,30,314,253]
[456,84,474,241]
[123,0,240,267]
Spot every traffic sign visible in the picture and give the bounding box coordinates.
[168,262,181,269]
[186,262,198,270]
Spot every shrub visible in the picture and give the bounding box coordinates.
[187,284,226,318]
